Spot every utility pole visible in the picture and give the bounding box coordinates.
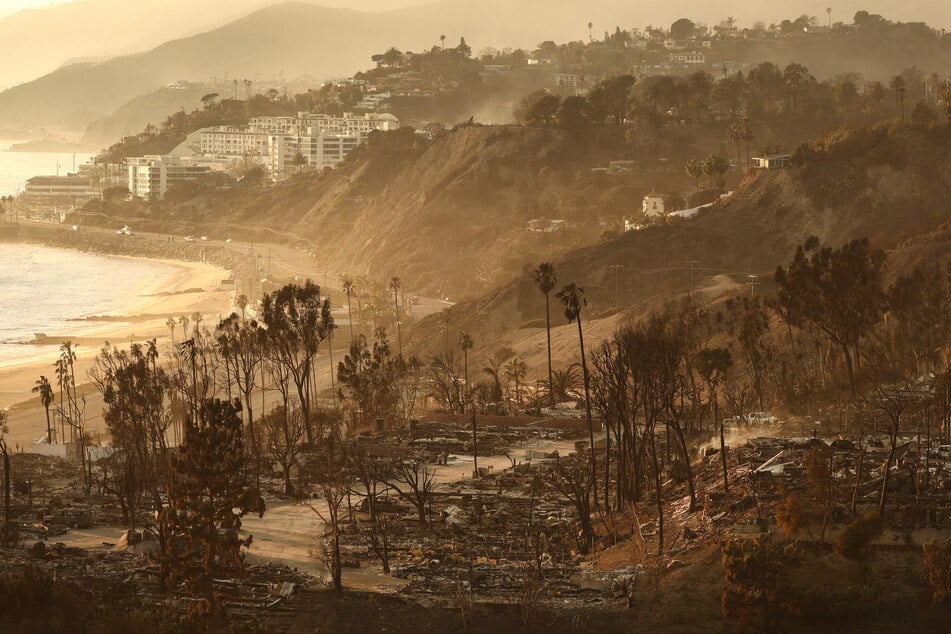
[478,310,487,344]
[747,274,758,299]
[609,264,624,312]
[687,260,700,304]
[443,311,451,354]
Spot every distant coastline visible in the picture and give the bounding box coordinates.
[5,140,96,153]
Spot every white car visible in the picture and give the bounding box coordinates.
[747,412,779,425]
[200,236,208,241]
[933,445,951,461]
[184,235,195,242]
[116,225,132,235]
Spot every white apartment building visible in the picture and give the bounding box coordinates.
[247,116,298,135]
[127,156,214,199]
[301,112,399,135]
[249,112,399,136]
[24,175,94,199]
[266,132,363,175]
[199,126,269,157]
[187,113,400,181]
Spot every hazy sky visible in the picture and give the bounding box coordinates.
[0,0,428,16]
[1,0,948,28]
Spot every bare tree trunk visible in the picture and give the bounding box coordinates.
[671,422,697,510]
[650,430,664,556]
[577,318,599,509]
[879,441,897,514]
[545,293,554,408]
[717,397,729,493]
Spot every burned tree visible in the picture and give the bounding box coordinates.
[337,328,408,424]
[346,445,395,573]
[261,281,334,444]
[159,398,264,620]
[774,237,887,397]
[308,449,351,593]
[91,342,171,532]
[382,454,438,526]
[428,351,465,414]
[0,410,10,545]
[215,315,264,464]
[549,453,596,554]
[699,347,734,493]
[262,405,307,495]
[556,282,598,507]
[857,375,921,513]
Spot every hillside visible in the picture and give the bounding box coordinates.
[0,0,272,91]
[78,84,214,151]
[405,122,951,365]
[0,2,423,130]
[80,119,761,299]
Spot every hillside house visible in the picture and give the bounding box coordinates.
[752,154,791,170]
[670,51,706,64]
[642,191,665,217]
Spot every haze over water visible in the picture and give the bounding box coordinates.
[0,244,178,365]
[0,141,95,196]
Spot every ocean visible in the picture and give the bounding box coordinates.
[0,244,180,365]
[0,141,95,196]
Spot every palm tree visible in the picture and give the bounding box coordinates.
[739,118,753,168]
[341,275,356,342]
[889,75,907,122]
[191,311,205,345]
[727,122,743,174]
[178,314,191,342]
[534,263,557,408]
[459,331,477,476]
[32,376,54,444]
[146,338,159,373]
[235,294,249,320]
[388,276,402,356]
[504,358,528,407]
[459,332,474,410]
[165,316,176,344]
[556,282,598,505]
[548,364,582,402]
[685,158,703,202]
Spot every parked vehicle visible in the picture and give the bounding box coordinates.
[184,235,195,242]
[747,412,779,425]
[44,507,93,529]
[116,225,133,235]
[932,445,951,462]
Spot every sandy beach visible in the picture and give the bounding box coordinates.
[0,251,235,447]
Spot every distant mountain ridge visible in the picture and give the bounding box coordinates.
[0,2,418,130]
[0,0,276,90]
[2,0,949,133]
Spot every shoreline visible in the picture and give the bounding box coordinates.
[0,241,235,446]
